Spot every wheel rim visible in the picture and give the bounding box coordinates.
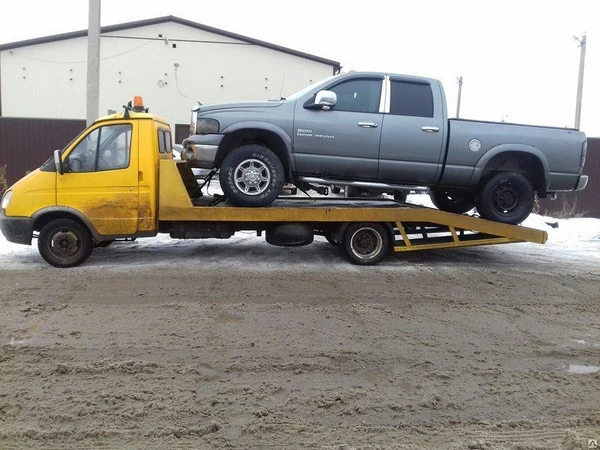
[233,158,271,195]
[350,227,383,260]
[50,229,81,259]
[493,184,521,214]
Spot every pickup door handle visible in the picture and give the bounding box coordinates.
[421,126,440,133]
[358,122,378,128]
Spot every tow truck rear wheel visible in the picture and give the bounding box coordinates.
[38,218,93,268]
[219,145,285,207]
[340,223,391,265]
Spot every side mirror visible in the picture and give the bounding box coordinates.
[303,90,337,110]
[315,90,337,109]
[53,149,63,175]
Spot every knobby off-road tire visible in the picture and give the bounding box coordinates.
[219,145,285,207]
[340,223,391,266]
[430,189,476,214]
[38,218,93,268]
[476,172,534,225]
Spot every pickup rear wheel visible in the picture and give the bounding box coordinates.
[38,218,93,268]
[476,172,534,225]
[219,145,285,207]
[340,223,391,265]
[430,189,475,214]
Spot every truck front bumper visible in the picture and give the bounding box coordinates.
[181,134,224,169]
[0,210,34,245]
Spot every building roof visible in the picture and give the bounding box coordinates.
[0,15,341,71]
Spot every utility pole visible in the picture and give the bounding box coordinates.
[87,0,101,126]
[456,76,463,118]
[573,33,586,130]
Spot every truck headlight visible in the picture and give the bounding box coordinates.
[1,190,12,210]
[196,118,219,135]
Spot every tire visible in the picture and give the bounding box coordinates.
[476,172,534,225]
[265,223,314,247]
[219,145,285,207]
[38,219,93,268]
[430,189,475,214]
[340,223,391,265]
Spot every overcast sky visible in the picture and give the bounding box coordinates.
[1,0,598,136]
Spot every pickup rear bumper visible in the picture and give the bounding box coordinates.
[181,134,224,169]
[0,210,34,245]
[575,175,588,191]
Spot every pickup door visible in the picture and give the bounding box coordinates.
[377,77,447,185]
[292,75,384,180]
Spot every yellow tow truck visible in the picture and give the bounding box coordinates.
[0,98,547,267]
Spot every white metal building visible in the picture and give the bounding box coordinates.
[0,16,340,139]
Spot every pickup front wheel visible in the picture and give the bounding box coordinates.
[219,145,285,207]
[476,172,534,225]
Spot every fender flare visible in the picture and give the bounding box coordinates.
[32,206,103,241]
[470,144,551,189]
[220,121,295,176]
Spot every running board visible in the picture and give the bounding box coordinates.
[297,177,429,193]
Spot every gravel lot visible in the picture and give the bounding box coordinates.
[1,219,599,449]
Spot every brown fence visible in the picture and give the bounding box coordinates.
[0,117,86,191]
[0,118,598,218]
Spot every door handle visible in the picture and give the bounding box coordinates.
[358,122,378,128]
[421,126,440,133]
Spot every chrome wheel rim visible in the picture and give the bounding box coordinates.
[233,159,271,195]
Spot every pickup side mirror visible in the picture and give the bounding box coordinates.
[53,149,63,175]
[303,90,337,110]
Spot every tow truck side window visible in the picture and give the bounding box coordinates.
[67,124,132,172]
[158,129,172,153]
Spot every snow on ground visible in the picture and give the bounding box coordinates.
[0,193,598,265]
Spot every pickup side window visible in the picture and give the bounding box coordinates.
[389,80,434,118]
[67,124,132,172]
[158,129,172,154]
[329,78,382,114]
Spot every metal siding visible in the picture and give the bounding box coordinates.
[0,118,86,191]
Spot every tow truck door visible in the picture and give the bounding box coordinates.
[57,122,139,236]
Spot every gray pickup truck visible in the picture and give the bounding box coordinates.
[182,71,588,224]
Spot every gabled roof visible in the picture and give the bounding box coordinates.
[0,15,341,71]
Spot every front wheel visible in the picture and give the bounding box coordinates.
[340,223,391,265]
[219,145,285,207]
[476,172,534,224]
[38,219,93,267]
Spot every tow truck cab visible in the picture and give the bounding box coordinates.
[1,97,171,250]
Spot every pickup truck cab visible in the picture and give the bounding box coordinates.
[183,71,588,224]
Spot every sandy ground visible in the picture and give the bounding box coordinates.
[1,232,600,449]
